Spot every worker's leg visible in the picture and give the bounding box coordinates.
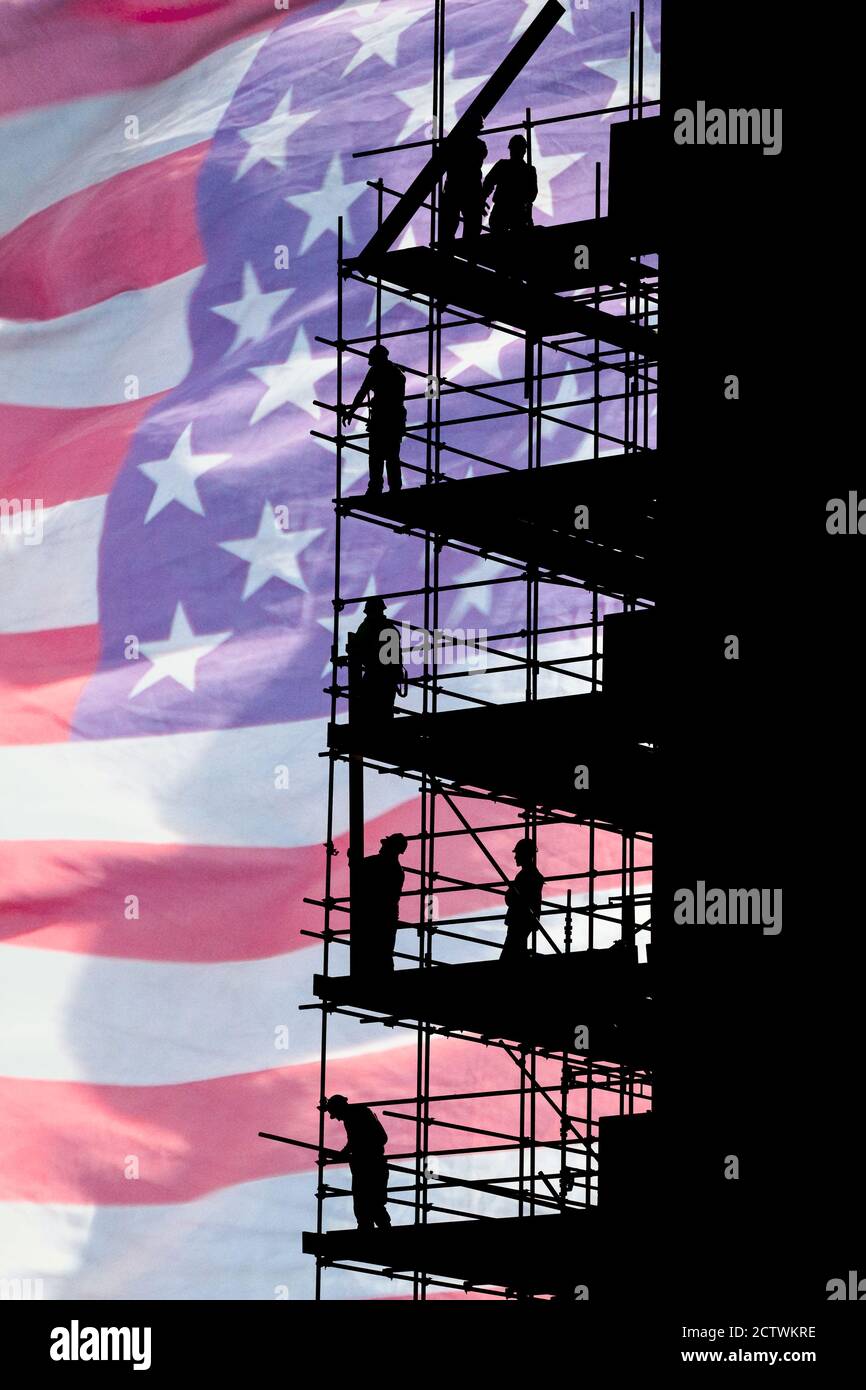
[371,1157,390,1228]
[439,187,460,247]
[500,924,528,963]
[366,436,385,495]
[461,191,482,258]
[352,1173,376,1232]
[384,442,403,493]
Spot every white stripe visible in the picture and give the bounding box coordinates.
[0,268,203,407]
[0,33,270,240]
[0,1153,564,1299]
[0,942,413,1085]
[0,720,409,847]
[0,494,105,634]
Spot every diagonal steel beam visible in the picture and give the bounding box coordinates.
[355,0,565,276]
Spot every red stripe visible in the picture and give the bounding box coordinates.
[0,2,319,115]
[0,145,207,321]
[0,816,649,962]
[0,396,161,509]
[0,627,102,746]
[0,1043,641,1204]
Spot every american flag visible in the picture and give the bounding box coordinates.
[0,0,658,1301]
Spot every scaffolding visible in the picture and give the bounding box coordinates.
[304,0,658,1300]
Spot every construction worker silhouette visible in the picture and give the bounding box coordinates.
[351,832,408,976]
[500,837,543,962]
[321,1095,391,1232]
[482,134,538,237]
[439,116,488,258]
[347,596,406,722]
[342,345,406,496]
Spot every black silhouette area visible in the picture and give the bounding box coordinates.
[500,837,544,963]
[295,0,844,1328]
[341,595,406,724]
[482,133,538,239]
[319,1095,391,1233]
[341,345,406,496]
[347,832,407,977]
[439,114,487,259]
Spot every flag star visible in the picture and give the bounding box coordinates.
[285,153,368,255]
[129,603,232,699]
[341,453,373,493]
[220,502,323,600]
[394,52,484,145]
[511,0,577,41]
[211,263,295,354]
[542,367,591,441]
[535,151,585,218]
[448,330,512,380]
[138,425,230,524]
[342,1,426,77]
[585,24,661,114]
[449,557,509,623]
[248,326,333,426]
[234,89,318,180]
[366,286,427,327]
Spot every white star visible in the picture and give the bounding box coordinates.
[366,286,428,327]
[447,330,512,380]
[511,0,577,42]
[211,263,295,354]
[220,502,323,600]
[394,51,484,145]
[138,425,230,524]
[449,557,509,623]
[285,153,368,255]
[130,603,232,699]
[585,24,660,115]
[541,366,591,441]
[248,326,333,426]
[534,151,585,218]
[340,454,373,493]
[342,1,426,77]
[317,579,405,676]
[234,89,318,180]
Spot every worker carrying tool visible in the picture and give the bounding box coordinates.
[439,115,488,258]
[350,832,408,976]
[482,133,538,237]
[320,1094,391,1232]
[500,837,544,962]
[341,345,406,497]
[346,596,406,723]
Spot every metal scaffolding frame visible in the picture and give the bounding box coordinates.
[307,0,657,1300]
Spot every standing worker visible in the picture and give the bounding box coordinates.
[342,345,406,497]
[500,837,544,963]
[320,1095,391,1233]
[439,116,488,259]
[351,832,408,976]
[482,134,538,238]
[346,596,406,723]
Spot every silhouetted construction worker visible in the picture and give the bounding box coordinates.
[346,596,406,722]
[320,1094,391,1232]
[351,832,408,976]
[482,134,538,237]
[500,837,543,962]
[439,116,488,258]
[341,345,406,496]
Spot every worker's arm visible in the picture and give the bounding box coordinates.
[528,164,539,203]
[341,369,372,426]
[481,164,498,200]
